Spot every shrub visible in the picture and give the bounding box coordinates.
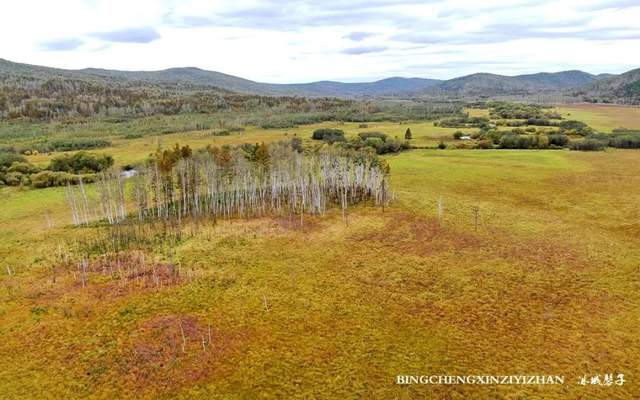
[500,134,534,149]
[38,138,112,152]
[312,128,345,143]
[559,120,593,136]
[30,171,72,188]
[364,137,385,148]
[359,131,387,141]
[608,133,640,149]
[499,134,548,149]
[358,123,369,128]
[437,141,447,149]
[548,134,569,147]
[49,152,114,174]
[526,118,554,126]
[358,136,408,154]
[439,116,489,128]
[536,135,549,149]
[453,131,464,140]
[0,152,26,169]
[8,162,41,174]
[3,172,26,186]
[475,140,494,149]
[30,171,98,188]
[569,139,605,151]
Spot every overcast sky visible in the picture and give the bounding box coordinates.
[1,0,639,83]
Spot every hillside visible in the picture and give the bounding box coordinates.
[1,59,441,97]
[1,58,618,99]
[423,70,605,98]
[3,58,640,111]
[516,70,602,88]
[80,69,443,97]
[577,67,640,104]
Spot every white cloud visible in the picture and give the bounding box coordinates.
[0,0,638,82]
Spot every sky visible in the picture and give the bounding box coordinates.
[1,0,640,83]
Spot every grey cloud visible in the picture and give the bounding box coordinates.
[343,32,375,41]
[342,46,387,55]
[92,27,161,43]
[39,38,83,51]
[165,0,443,31]
[394,20,640,46]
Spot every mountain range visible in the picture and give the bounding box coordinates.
[1,58,639,102]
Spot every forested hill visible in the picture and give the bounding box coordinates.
[2,58,639,120]
[575,67,640,104]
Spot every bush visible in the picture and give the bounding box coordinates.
[30,171,72,188]
[35,138,112,152]
[49,152,114,174]
[30,171,98,188]
[439,116,489,128]
[499,134,548,149]
[475,140,494,149]
[499,134,535,149]
[608,133,640,149]
[358,131,387,141]
[8,162,41,174]
[559,120,592,136]
[364,137,385,148]
[0,152,26,169]
[569,139,605,151]
[358,123,369,128]
[357,136,408,154]
[453,131,464,140]
[437,141,447,149]
[548,134,569,147]
[3,172,28,186]
[526,118,554,126]
[312,128,345,143]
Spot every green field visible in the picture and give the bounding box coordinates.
[1,105,639,398]
[557,104,640,132]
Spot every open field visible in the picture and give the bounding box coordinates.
[1,105,640,398]
[557,104,640,132]
[19,120,460,168]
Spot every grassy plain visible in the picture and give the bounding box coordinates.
[556,104,640,132]
[0,104,639,398]
[22,120,460,167]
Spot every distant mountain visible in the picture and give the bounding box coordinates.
[79,68,442,97]
[2,58,637,101]
[516,70,602,88]
[431,73,540,97]
[423,70,605,98]
[283,77,442,97]
[577,68,640,103]
[79,66,279,94]
[0,59,442,97]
